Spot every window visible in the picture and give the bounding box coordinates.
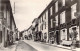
[45,22,46,29]
[45,13,46,19]
[50,7,53,16]
[71,3,77,19]
[42,16,43,22]
[43,14,45,20]
[60,29,67,40]
[41,17,42,23]
[51,19,53,28]
[55,15,58,26]
[60,11,65,24]
[62,0,65,6]
[42,24,43,30]
[46,10,48,19]
[55,1,58,12]
[40,25,41,31]
[40,18,41,23]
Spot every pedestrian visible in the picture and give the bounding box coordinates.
[70,27,78,49]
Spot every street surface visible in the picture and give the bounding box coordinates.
[16,41,37,51]
[16,40,72,51]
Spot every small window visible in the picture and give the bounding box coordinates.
[55,1,58,12]
[55,15,58,26]
[50,7,53,16]
[42,24,43,30]
[45,22,46,29]
[42,16,43,22]
[51,19,53,28]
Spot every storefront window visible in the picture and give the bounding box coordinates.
[60,29,67,40]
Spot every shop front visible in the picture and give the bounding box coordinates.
[49,31,54,44]
[60,28,67,42]
[69,26,79,41]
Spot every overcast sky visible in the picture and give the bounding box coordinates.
[10,0,51,31]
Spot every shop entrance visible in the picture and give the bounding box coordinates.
[56,31,60,44]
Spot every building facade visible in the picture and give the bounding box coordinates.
[27,25,32,40]
[0,0,17,47]
[49,0,80,45]
[38,7,49,42]
[32,18,39,41]
[26,0,80,47]
[36,0,80,45]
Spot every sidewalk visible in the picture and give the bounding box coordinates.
[24,40,80,51]
[40,41,80,51]
[0,41,18,51]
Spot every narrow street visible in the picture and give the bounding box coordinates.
[0,0,80,51]
[15,40,72,51]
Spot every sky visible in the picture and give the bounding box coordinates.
[10,0,51,31]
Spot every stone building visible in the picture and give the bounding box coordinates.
[37,0,80,45]
[0,0,17,47]
[32,18,39,41]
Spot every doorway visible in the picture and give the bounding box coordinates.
[56,31,60,44]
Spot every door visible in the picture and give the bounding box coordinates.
[56,31,60,44]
